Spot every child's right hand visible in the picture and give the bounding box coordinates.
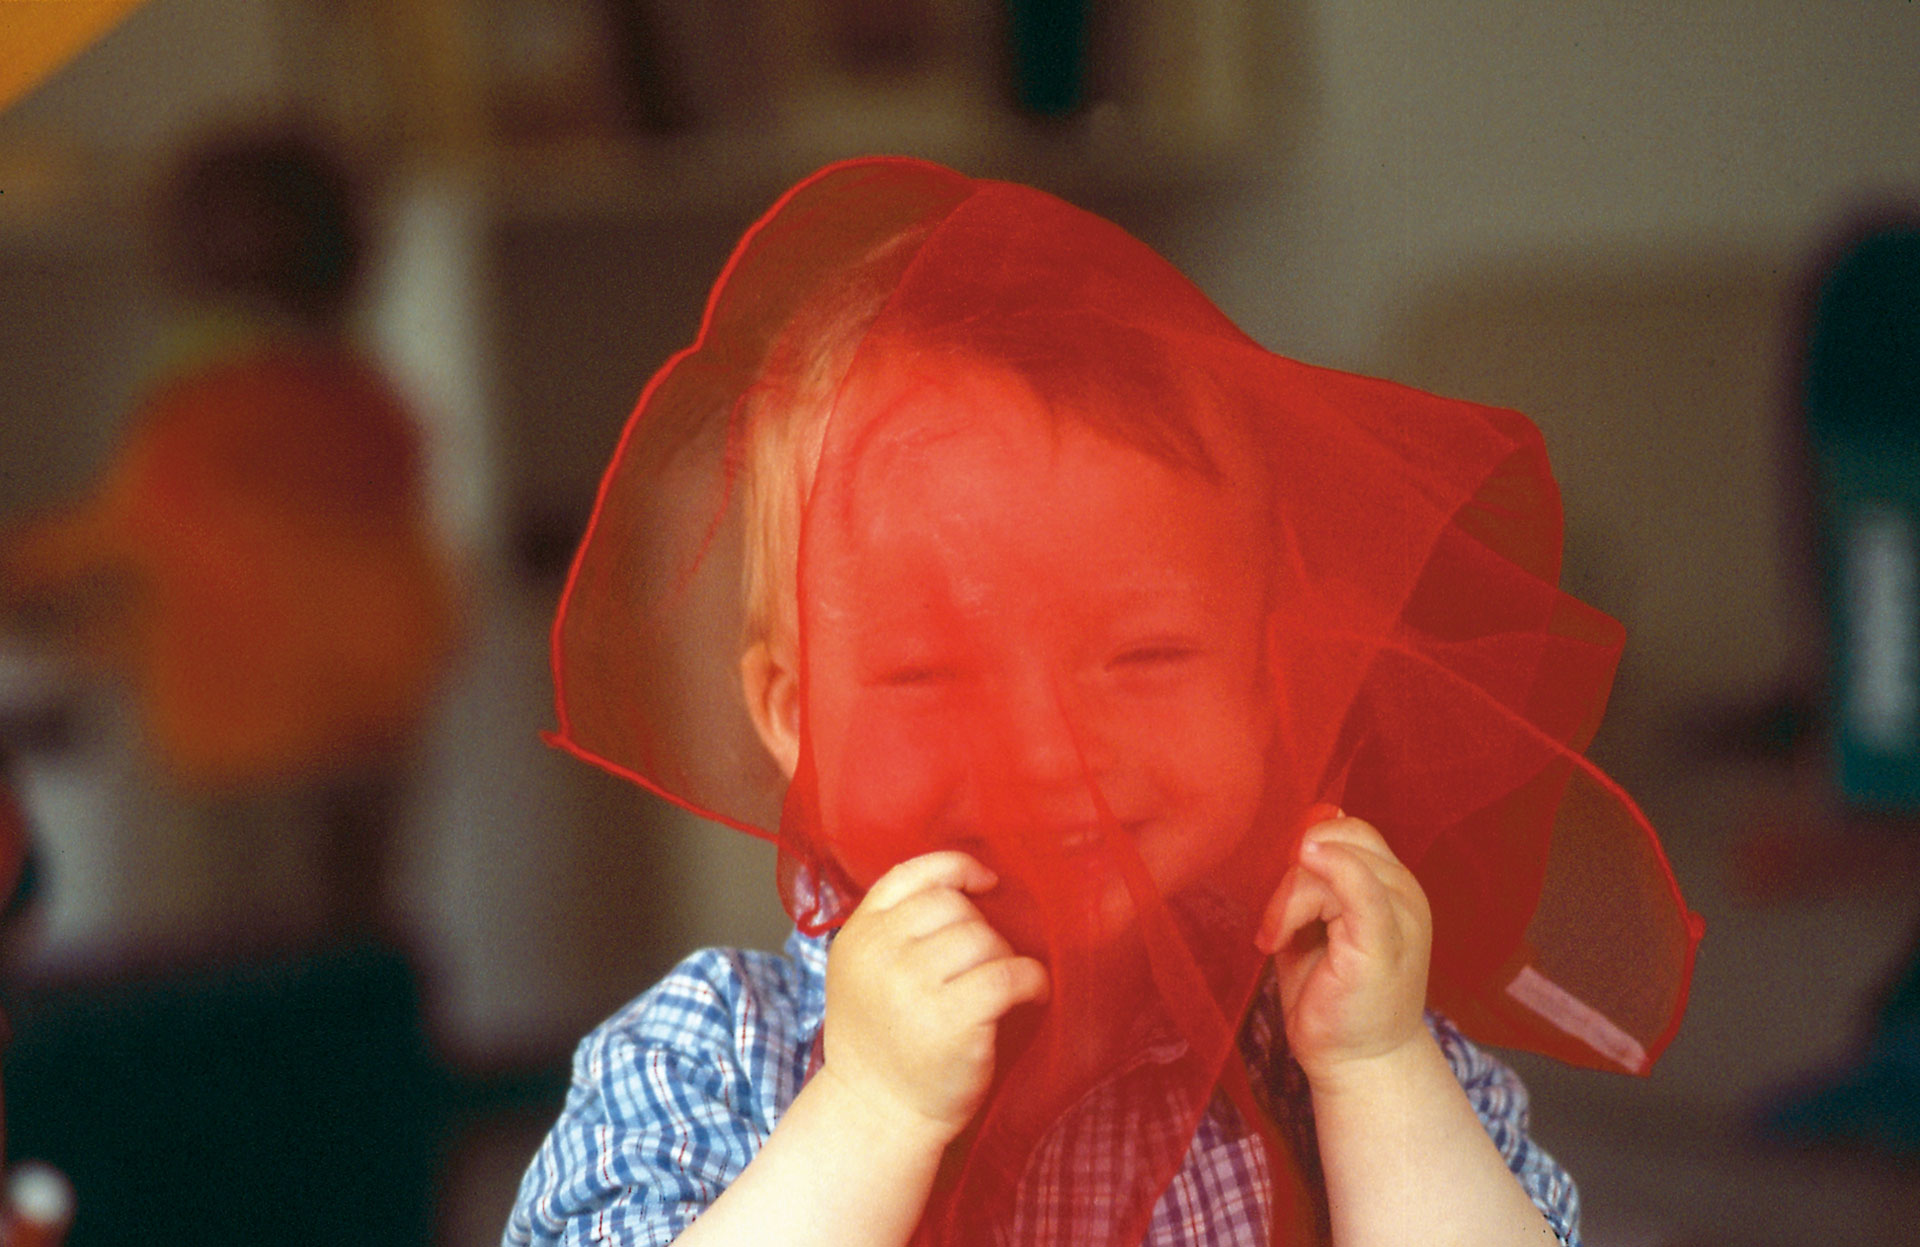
[820,851,1051,1144]
[1255,810,1433,1087]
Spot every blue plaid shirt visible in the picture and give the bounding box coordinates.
[504,929,1580,1246]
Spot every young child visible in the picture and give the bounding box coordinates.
[507,158,1699,1247]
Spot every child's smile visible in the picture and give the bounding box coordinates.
[802,357,1274,956]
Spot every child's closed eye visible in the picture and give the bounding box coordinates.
[1106,640,1205,672]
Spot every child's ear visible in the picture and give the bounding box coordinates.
[740,638,801,780]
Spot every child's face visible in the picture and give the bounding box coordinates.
[803,361,1273,954]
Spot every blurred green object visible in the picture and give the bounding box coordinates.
[1,943,564,1246]
[1760,920,1920,1156]
[4,943,440,1245]
[1005,0,1087,117]
[1807,225,1920,810]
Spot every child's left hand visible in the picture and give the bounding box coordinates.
[1254,809,1433,1086]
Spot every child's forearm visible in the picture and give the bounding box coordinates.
[672,1064,950,1247]
[1309,1032,1559,1247]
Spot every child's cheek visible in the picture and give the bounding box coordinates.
[1151,666,1270,776]
[1145,681,1272,863]
[819,692,971,887]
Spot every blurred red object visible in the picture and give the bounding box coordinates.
[0,764,22,918]
[2,347,459,791]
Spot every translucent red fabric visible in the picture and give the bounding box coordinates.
[551,157,1701,1245]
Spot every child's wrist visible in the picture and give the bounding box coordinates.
[809,1062,967,1159]
[1299,1026,1443,1106]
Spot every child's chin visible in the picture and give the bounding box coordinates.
[972,872,1141,964]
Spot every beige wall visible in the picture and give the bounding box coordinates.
[1173,3,1920,709]
[1189,4,1920,362]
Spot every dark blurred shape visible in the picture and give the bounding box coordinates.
[824,0,934,73]
[513,503,590,585]
[1761,938,1920,1158]
[1757,212,1920,1160]
[0,750,29,1165]
[1694,685,1823,764]
[1807,228,1920,446]
[0,756,561,1245]
[1804,222,1920,810]
[0,702,80,762]
[0,750,27,943]
[0,939,568,1246]
[4,943,442,1246]
[599,2,772,136]
[153,127,364,325]
[600,0,693,133]
[0,754,564,1244]
[1005,0,1087,117]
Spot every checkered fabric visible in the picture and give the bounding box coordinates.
[504,929,1579,1246]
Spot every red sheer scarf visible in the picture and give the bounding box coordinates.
[551,158,1700,1246]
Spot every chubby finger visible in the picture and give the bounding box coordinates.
[863,850,998,911]
[1301,839,1428,955]
[1304,837,1392,911]
[1300,818,1422,898]
[948,953,1051,1021]
[1255,862,1340,956]
[883,883,996,942]
[916,912,1017,983]
[1298,814,1400,866]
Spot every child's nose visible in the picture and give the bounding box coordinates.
[996,670,1088,792]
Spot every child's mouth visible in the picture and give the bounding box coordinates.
[962,821,1120,871]
[1028,824,1105,860]
[966,823,1131,906]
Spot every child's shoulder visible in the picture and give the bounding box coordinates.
[507,934,829,1243]
[572,930,828,1080]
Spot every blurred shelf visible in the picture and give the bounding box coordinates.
[0,1,1277,243]
[389,0,1275,224]
[475,96,1257,226]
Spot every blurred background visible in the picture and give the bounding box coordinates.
[0,2,1918,1244]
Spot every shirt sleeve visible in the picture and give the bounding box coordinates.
[1428,1012,1583,1247]
[503,960,771,1247]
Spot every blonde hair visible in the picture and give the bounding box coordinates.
[736,223,1239,650]
[739,227,931,648]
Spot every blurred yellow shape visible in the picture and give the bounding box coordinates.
[1,0,150,111]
